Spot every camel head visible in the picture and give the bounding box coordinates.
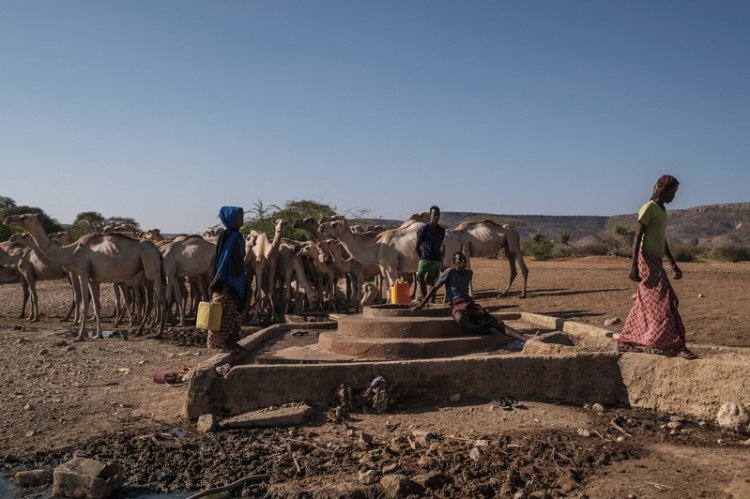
[245,231,259,250]
[3,213,40,231]
[314,242,334,264]
[8,232,33,248]
[274,219,286,233]
[409,211,431,223]
[292,217,315,229]
[142,228,164,241]
[318,219,350,239]
[319,214,345,224]
[297,241,322,263]
[49,231,71,246]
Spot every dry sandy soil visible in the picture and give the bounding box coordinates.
[0,256,748,498]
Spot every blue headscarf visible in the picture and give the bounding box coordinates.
[214,206,246,299]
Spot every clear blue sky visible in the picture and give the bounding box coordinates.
[2,1,748,233]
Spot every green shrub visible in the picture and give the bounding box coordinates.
[554,246,576,258]
[712,245,750,262]
[672,245,705,262]
[522,233,555,261]
[578,242,609,256]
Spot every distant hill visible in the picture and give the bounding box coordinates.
[361,202,750,248]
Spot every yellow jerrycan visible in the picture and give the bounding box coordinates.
[196,301,223,330]
[390,279,411,304]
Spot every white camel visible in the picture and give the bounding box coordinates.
[297,240,344,312]
[5,235,79,322]
[0,241,34,319]
[317,238,382,311]
[274,239,320,316]
[318,217,462,295]
[247,219,285,322]
[450,220,529,297]
[161,235,216,326]
[4,214,168,340]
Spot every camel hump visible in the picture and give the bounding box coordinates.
[181,234,206,243]
[455,220,505,231]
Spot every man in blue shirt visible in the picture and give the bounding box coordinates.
[415,252,526,342]
[415,205,445,302]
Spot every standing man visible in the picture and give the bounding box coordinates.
[415,205,445,302]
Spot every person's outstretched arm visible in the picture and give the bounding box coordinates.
[414,279,444,309]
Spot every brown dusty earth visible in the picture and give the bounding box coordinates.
[0,256,748,498]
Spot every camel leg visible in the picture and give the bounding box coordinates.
[133,285,144,326]
[69,275,83,325]
[344,274,352,311]
[19,266,39,321]
[282,272,293,316]
[18,278,30,319]
[136,285,151,336]
[76,276,90,341]
[328,275,337,313]
[465,254,473,298]
[350,274,361,313]
[172,276,186,327]
[517,253,529,298]
[90,281,104,339]
[267,262,279,321]
[153,279,168,336]
[63,300,76,322]
[113,284,124,327]
[500,253,517,297]
[28,276,39,322]
[250,267,264,323]
[178,277,189,322]
[112,283,122,320]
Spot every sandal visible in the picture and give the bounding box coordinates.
[617,342,644,353]
[677,348,698,360]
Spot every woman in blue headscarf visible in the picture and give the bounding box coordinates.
[207,206,247,351]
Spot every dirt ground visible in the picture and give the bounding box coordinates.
[1,256,748,498]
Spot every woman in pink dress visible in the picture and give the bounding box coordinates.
[618,175,697,360]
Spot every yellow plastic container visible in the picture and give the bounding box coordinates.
[196,301,222,330]
[390,280,411,304]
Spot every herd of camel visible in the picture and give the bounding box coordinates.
[0,212,529,341]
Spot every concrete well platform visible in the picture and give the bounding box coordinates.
[184,310,750,426]
[318,304,516,359]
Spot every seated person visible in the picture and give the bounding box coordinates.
[414,252,526,342]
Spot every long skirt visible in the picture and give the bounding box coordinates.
[207,290,241,349]
[618,251,686,351]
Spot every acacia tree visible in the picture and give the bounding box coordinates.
[242,199,337,240]
[105,216,140,230]
[70,211,107,240]
[0,196,15,210]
